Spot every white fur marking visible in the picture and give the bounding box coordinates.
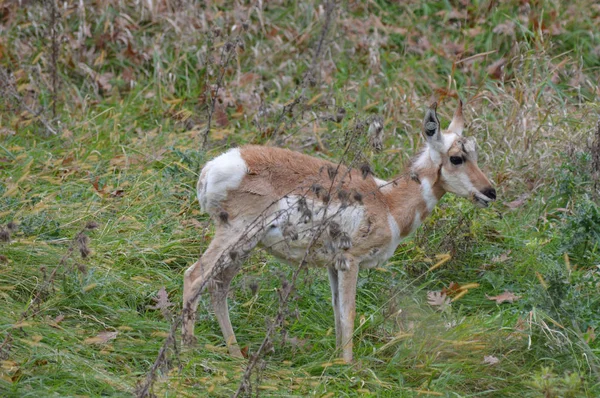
[374,177,388,187]
[410,210,421,234]
[441,168,477,198]
[442,133,457,152]
[197,148,247,213]
[428,147,442,165]
[386,213,401,255]
[259,195,365,265]
[420,178,438,212]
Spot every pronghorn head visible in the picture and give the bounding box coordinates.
[419,100,496,207]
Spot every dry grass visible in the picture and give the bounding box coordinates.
[0,0,599,396]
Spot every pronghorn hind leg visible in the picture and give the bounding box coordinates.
[338,260,359,363]
[327,266,342,349]
[182,230,232,346]
[209,262,244,358]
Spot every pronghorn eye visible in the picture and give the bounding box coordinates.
[450,156,464,165]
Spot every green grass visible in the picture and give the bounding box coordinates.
[1,0,600,396]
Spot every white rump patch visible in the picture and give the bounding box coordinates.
[197,148,247,214]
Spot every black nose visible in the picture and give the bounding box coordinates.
[482,187,496,200]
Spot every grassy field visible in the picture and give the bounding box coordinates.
[1,0,600,396]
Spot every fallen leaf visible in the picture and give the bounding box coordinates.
[110,189,125,198]
[427,291,451,309]
[148,286,173,319]
[492,20,516,36]
[487,58,506,80]
[491,250,512,263]
[84,331,118,344]
[97,72,113,92]
[214,103,229,127]
[506,193,530,209]
[441,282,462,296]
[585,327,596,343]
[238,72,260,87]
[240,345,249,359]
[284,335,309,350]
[486,291,520,304]
[91,176,106,195]
[181,218,203,228]
[49,314,65,329]
[483,355,500,365]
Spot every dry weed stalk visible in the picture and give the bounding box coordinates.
[591,118,600,196]
[0,222,96,360]
[46,0,59,120]
[0,67,58,136]
[233,122,365,397]
[136,129,368,398]
[201,26,246,148]
[270,0,337,144]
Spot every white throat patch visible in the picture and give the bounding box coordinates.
[420,178,438,212]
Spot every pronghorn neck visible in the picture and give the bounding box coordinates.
[383,147,446,238]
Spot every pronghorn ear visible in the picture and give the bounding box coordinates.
[422,102,443,151]
[447,99,464,136]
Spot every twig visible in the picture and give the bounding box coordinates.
[48,0,59,120]
[0,68,58,135]
[271,0,337,144]
[0,224,93,360]
[201,29,245,149]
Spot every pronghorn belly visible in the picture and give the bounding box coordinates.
[259,195,364,266]
[358,213,402,269]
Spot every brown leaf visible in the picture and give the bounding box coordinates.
[491,250,511,264]
[240,345,249,359]
[483,355,500,365]
[49,314,65,329]
[84,331,118,344]
[506,193,530,209]
[97,72,113,92]
[427,291,451,308]
[492,21,516,37]
[215,103,229,127]
[284,335,309,350]
[91,176,106,195]
[110,189,125,198]
[486,291,520,304]
[585,326,596,343]
[181,218,203,229]
[122,67,135,87]
[487,58,506,80]
[238,72,260,87]
[148,287,173,319]
[441,282,462,296]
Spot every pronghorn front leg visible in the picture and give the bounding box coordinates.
[327,266,342,349]
[338,257,359,363]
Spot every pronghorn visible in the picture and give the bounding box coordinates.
[182,100,496,363]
